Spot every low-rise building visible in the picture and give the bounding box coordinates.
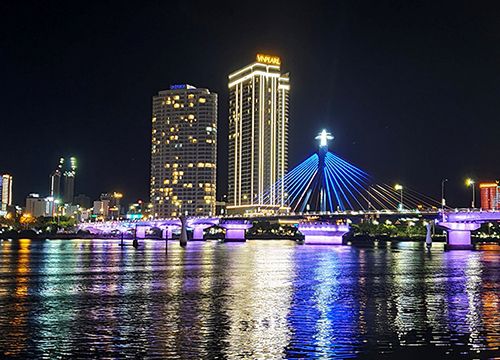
[25,194,55,217]
[480,182,499,210]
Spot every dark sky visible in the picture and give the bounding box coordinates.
[2,1,500,208]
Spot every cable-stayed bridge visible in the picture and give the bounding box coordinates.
[80,130,498,250]
[262,129,443,213]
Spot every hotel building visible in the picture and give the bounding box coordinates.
[150,85,217,218]
[227,54,290,214]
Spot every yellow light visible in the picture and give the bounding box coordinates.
[394,184,403,191]
[479,183,497,188]
[256,53,281,65]
[465,178,475,187]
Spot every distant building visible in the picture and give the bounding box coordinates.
[227,54,290,214]
[80,209,91,222]
[63,157,77,204]
[93,200,110,218]
[150,84,217,218]
[50,158,64,199]
[126,200,153,220]
[1,174,13,211]
[25,194,55,217]
[74,194,91,209]
[479,182,499,210]
[127,202,144,220]
[99,192,123,219]
[61,204,79,218]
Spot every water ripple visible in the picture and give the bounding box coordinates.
[0,239,498,358]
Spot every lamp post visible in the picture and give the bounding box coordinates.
[441,178,448,208]
[394,184,404,211]
[465,178,475,209]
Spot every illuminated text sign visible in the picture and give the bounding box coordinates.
[256,54,281,66]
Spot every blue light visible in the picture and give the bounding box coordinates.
[263,144,442,212]
[169,84,196,90]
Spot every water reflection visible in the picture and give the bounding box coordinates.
[0,239,498,358]
[224,242,294,359]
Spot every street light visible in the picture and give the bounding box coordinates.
[394,184,404,211]
[441,178,448,208]
[465,178,475,209]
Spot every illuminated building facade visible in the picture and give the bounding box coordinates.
[25,193,55,217]
[63,157,77,204]
[50,157,64,199]
[227,54,290,214]
[1,174,13,211]
[479,182,499,210]
[97,192,123,219]
[150,84,217,218]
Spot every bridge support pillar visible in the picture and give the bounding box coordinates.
[298,223,350,245]
[220,221,252,242]
[438,222,480,250]
[162,227,173,240]
[135,226,147,239]
[192,224,212,241]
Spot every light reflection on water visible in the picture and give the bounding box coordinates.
[0,239,498,358]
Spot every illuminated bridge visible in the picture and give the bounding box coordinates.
[262,129,442,213]
[79,130,497,249]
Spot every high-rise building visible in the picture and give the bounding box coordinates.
[227,54,290,214]
[50,157,64,198]
[63,157,77,204]
[479,182,499,210]
[1,174,13,211]
[150,84,217,218]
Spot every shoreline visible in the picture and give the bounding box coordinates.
[1,233,499,246]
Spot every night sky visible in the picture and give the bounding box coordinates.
[2,1,500,207]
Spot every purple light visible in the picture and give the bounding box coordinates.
[437,221,481,250]
[298,223,350,245]
[191,224,212,240]
[220,221,252,241]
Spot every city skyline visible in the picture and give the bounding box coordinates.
[1,4,500,359]
[2,2,500,207]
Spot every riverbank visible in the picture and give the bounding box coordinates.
[1,233,499,247]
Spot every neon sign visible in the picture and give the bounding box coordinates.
[256,54,281,66]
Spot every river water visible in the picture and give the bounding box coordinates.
[0,239,498,359]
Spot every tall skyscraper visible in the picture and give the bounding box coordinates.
[227,54,290,214]
[150,84,217,218]
[63,157,77,204]
[1,174,13,211]
[50,157,64,198]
